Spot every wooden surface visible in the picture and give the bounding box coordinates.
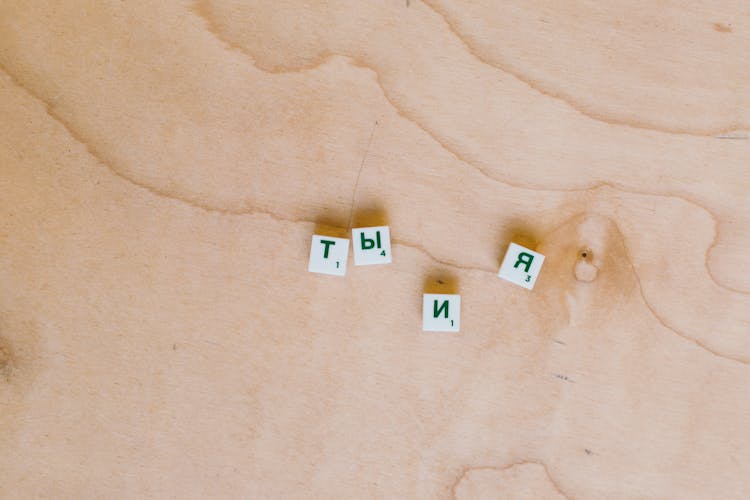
[1,1,749,498]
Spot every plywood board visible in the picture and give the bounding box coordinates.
[1,1,749,498]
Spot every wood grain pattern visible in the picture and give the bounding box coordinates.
[1,1,749,498]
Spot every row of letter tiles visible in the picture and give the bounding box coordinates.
[309,234,545,291]
[308,226,392,276]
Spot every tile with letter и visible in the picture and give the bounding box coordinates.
[498,242,545,290]
[352,226,392,266]
[308,235,349,276]
[422,294,460,332]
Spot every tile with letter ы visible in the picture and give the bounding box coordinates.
[352,226,392,266]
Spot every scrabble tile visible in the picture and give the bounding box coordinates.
[352,226,392,266]
[308,235,349,276]
[422,294,460,332]
[498,242,545,290]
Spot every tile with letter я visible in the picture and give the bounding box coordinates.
[498,242,545,290]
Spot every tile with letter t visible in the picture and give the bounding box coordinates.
[498,242,545,290]
[422,294,460,332]
[308,235,349,276]
[352,226,392,266]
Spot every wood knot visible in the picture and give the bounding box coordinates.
[575,248,598,282]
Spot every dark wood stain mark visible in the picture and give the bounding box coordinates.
[713,23,733,33]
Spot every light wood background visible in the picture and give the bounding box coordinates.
[1,1,749,498]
